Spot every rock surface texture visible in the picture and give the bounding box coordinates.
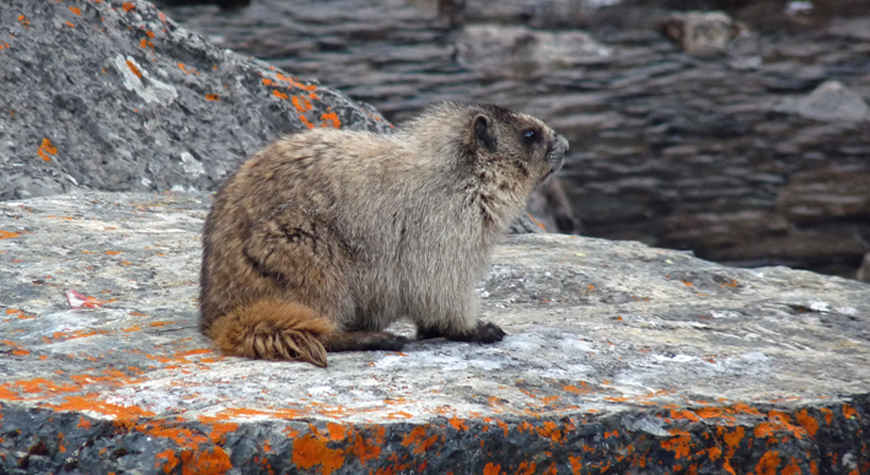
[2,191,869,474]
[164,0,870,278]
[0,0,391,202]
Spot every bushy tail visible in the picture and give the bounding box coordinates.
[207,299,335,367]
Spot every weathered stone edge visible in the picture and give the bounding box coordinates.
[2,395,866,474]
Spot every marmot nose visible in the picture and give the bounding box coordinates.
[557,133,569,153]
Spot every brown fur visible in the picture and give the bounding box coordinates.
[200,102,569,366]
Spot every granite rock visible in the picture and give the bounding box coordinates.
[1,191,868,474]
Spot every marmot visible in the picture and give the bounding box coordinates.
[199,102,569,367]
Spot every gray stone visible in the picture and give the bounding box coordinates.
[1,191,868,474]
[0,0,391,202]
[455,25,611,78]
[776,80,870,122]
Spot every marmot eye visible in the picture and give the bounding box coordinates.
[522,130,537,144]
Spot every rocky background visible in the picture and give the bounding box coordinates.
[156,0,870,279]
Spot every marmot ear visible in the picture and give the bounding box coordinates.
[473,114,497,153]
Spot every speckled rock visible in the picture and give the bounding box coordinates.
[0,0,390,201]
[1,191,868,474]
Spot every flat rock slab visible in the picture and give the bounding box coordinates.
[1,191,869,474]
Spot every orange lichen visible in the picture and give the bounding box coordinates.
[402,426,439,455]
[292,434,345,475]
[0,230,19,239]
[723,426,744,448]
[661,430,692,460]
[483,462,501,475]
[843,404,857,419]
[180,447,233,474]
[326,422,347,441]
[671,409,700,422]
[795,409,818,437]
[781,458,801,475]
[156,449,179,473]
[755,451,780,475]
[47,396,155,419]
[820,407,833,425]
[568,456,583,475]
[754,422,776,439]
[516,461,536,475]
[126,60,142,78]
[273,90,289,100]
[448,417,468,431]
[537,421,562,442]
[38,138,58,161]
[350,431,382,463]
[206,94,220,101]
[708,446,722,461]
[122,2,135,12]
[275,72,318,92]
[320,112,341,129]
[291,95,312,112]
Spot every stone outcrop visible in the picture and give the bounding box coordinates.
[1,191,869,474]
[0,0,391,202]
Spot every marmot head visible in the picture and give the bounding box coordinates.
[408,102,569,185]
[405,102,569,226]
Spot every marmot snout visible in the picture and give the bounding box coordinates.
[200,102,569,367]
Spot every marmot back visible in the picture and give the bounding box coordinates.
[200,102,569,367]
